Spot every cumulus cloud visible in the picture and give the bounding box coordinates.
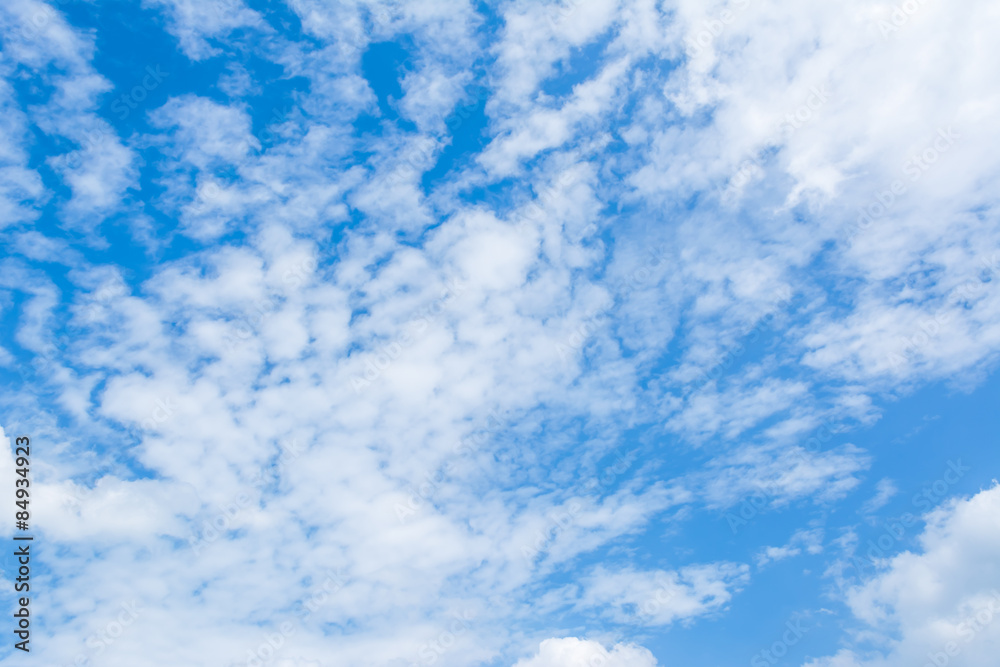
[514,637,659,667]
[808,484,1000,667]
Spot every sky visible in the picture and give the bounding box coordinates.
[0,0,999,666]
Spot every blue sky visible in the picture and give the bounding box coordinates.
[1,1,1000,666]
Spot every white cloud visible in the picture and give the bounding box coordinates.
[756,527,824,568]
[808,484,1000,667]
[490,0,622,110]
[142,0,266,60]
[700,440,870,511]
[0,0,137,232]
[479,56,631,177]
[0,74,44,228]
[861,479,899,515]
[514,637,659,667]
[666,377,811,443]
[3,0,1000,665]
[575,562,750,626]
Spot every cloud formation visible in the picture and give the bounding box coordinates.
[0,0,997,665]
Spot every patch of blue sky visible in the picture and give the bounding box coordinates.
[360,39,417,131]
[1,2,999,666]
[538,35,614,100]
[421,84,492,190]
